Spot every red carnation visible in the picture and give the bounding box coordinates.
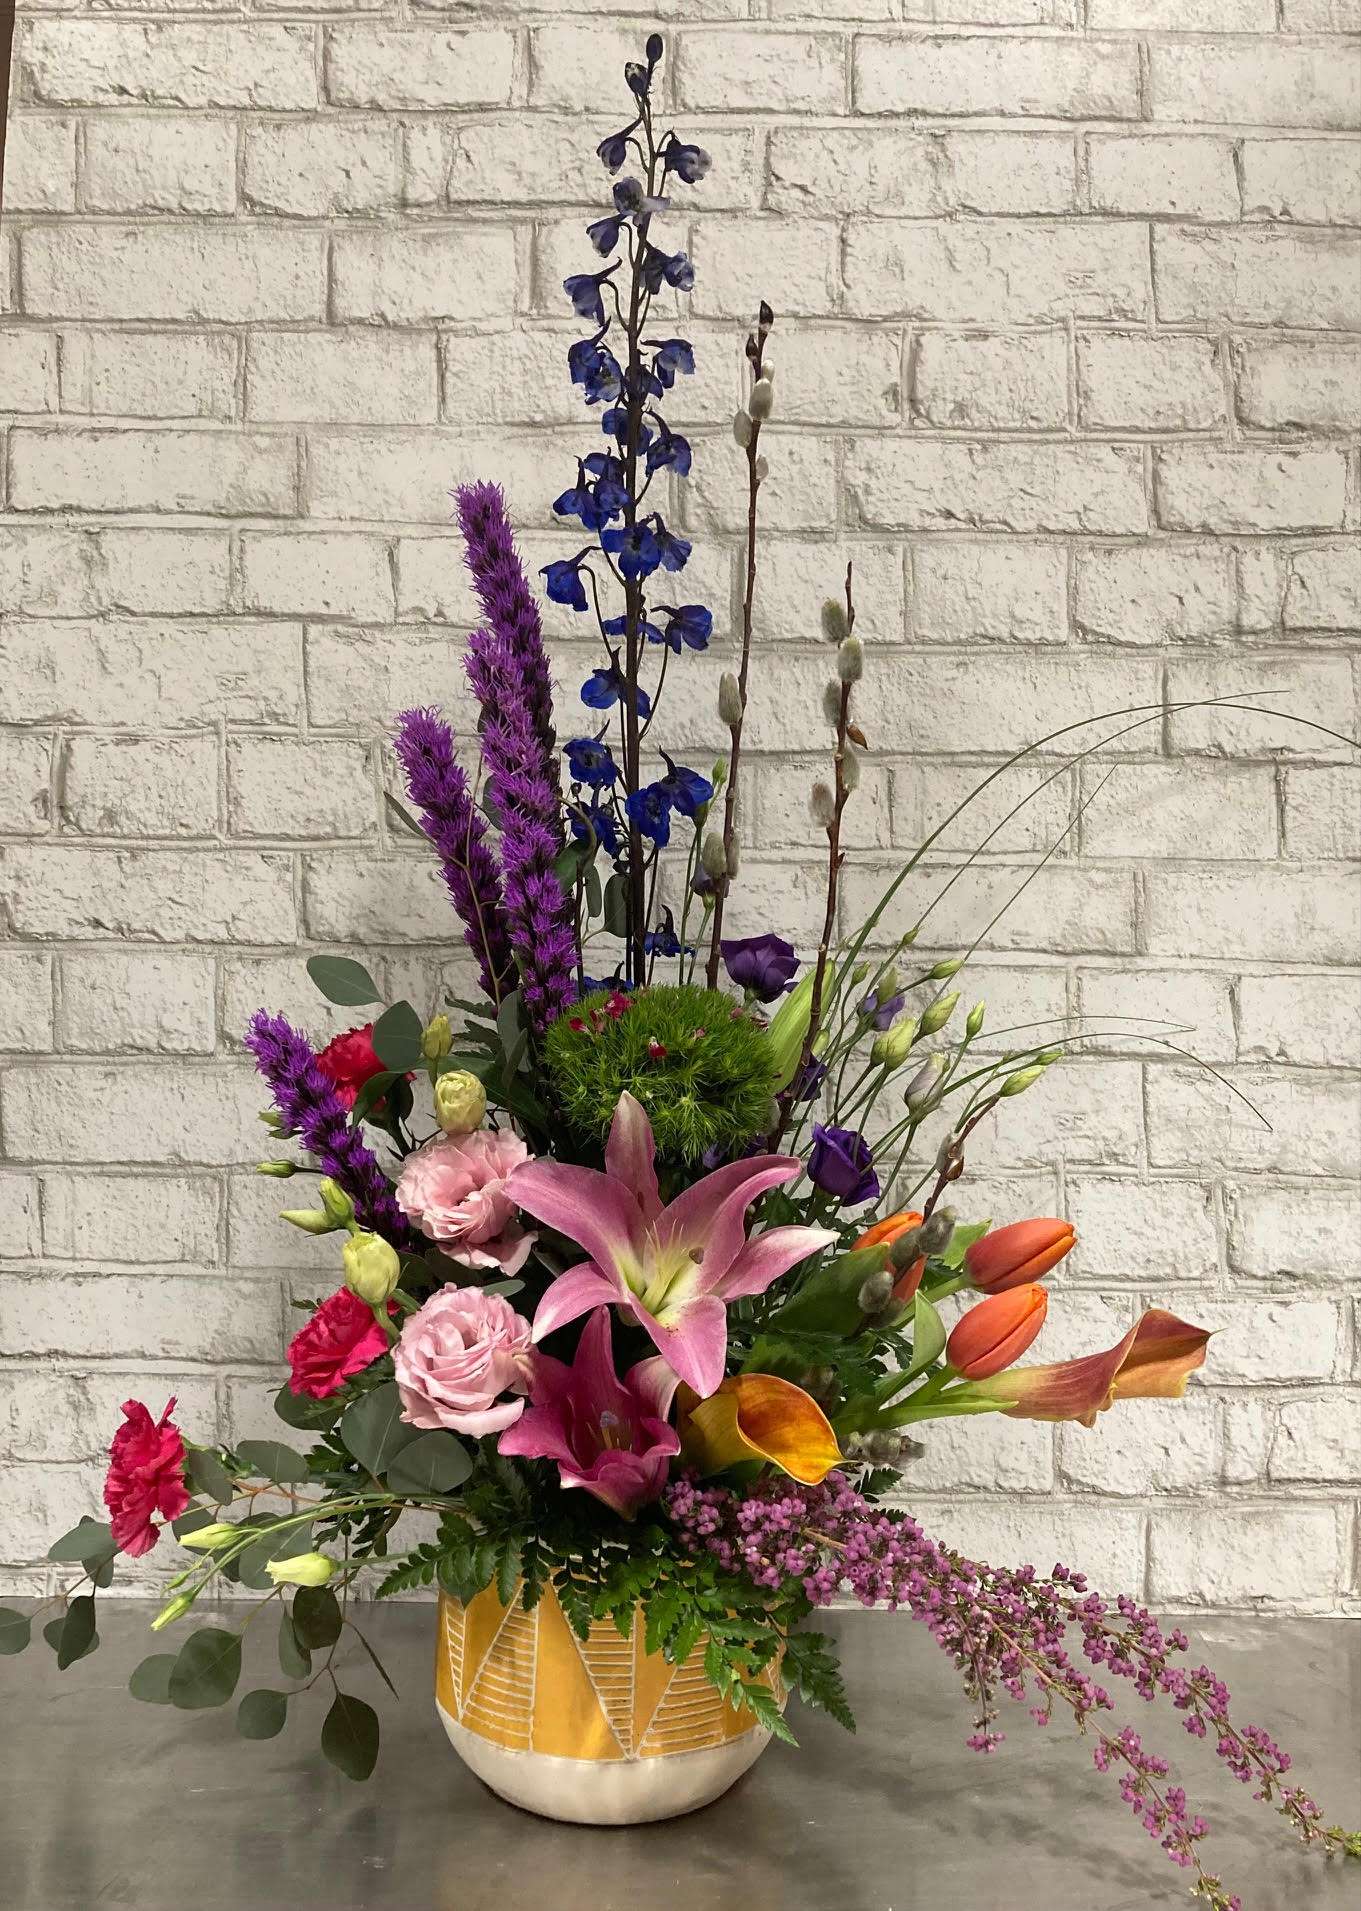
[103,1398,192,1558]
[287,1287,393,1399]
[316,1023,387,1110]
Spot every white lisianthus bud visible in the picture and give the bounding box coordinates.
[701,831,728,882]
[966,1001,986,1039]
[877,964,900,998]
[279,1208,337,1236]
[822,681,843,725]
[1036,1045,1064,1064]
[810,781,836,829]
[918,990,960,1039]
[732,409,754,448]
[433,1068,487,1136]
[905,1053,946,1110]
[718,671,743,726]
[748,377,774,421]
[929,957,964,980]
[318,1177,355,1228]
[150,1592,195,1633]
[265,1553,337,1588]
[837,636,863,683]
[256,1160,296,1178]
[870,1016,918,1068]
[422,1012,453,1061]
[342,1230,401,1306]
[821,599,849,643]
[1000,1063,1046,1097]
[178,1523,239,1552]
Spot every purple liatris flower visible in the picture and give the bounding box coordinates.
[808,1123,880,1206]
[243,1012,418,1252]
[392,708,515,1005]
[722,933,799,1003]
[455,480,559,758]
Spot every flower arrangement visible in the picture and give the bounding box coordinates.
[7,35,1356,1908]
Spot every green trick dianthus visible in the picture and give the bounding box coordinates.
[543,984,778,1168]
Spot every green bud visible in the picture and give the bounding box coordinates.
[851,961,870,985]
[179,1522,239,1552]
[965,1000,986,1040]
[929,957,964,980]
[1036,1045,1064,1065]
[711,757,728,792]
[318,1177,356,1228]
[821,598,849,644]
[877,963,899,999]
[265,1552,337,1588]
[748,376,774,421]
[900,925,921,948]
[150,1591,195,1633]
[918,990,960,1038]
[732,409,753,448]
[257,1110,286,1137]
[343,1230,401,1306]
[1000,1064,1047,1097]
[701,831,728,883]
[256,1160,297,1178]
[837,636,863,684]
[857,1270,894,1315]
[422,1012,453,1061]
[279,1208,337,1236]
[870,1016,918,1068]
[718,671,743,726]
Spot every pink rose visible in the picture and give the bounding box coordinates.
[103,1398,192,1557]
[395,1129,535,1275]
[393,1286,533,1437]
[286,1287,394,1400]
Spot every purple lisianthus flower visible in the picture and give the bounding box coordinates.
[722,933,799,1004]
[808,1124,880,1207]
[794,1057,827,1102]
[860,988,907,1032]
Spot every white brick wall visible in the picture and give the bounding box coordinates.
[1,3,1358,1610]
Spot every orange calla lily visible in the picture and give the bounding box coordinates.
[961,1309,1211,1427]
[678,1374,842,1485]
[854,1209,925,1302]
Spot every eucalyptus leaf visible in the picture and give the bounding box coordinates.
[186,1447,236,1504]
[479,1277,524,1300]
[339,1382,420,1478]
[306,955,381,1008]
[348,1070,400,1127]
[235,1439,309,1485]
[434,1052,497,1083]
[371,1000,424,1073]
[0,1608,31,1655]
[272,1385,343,1434]
[602,872,629,939]
[129,1653,177,1704]
[292,1585,342,1651]
[54,1596,97,1671]
[237,1688,289,1741]
[278,1612,312,1680]
[385,1431,473,1497]
[47,1518,114,1565]
[583,860,603,918]
[169,1628,243,1710]
[321,1691,380,1782]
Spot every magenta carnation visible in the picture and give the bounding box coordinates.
[103,1398,192,1557]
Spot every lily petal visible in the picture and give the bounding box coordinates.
[658,1154,803,1290]
[531,1262,626,1343]
[681,1375,842,1485]
[627,1353,681,1425]
[498,1397,577,1467]
[964,1308,1212,1427]
[626,1291,728,1398]
[716,1223,838,1302]
[508,1158,645,1277]
[604,1090,664,1228]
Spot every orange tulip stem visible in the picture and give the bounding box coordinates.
[924,1272,967,1302]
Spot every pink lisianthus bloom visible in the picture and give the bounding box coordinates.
[508,1091,835,1398]
[287,1287,393,1400]
[499,1309,680,1520]
[396,1129,536,1275]
[103,1398,192,1557]
[393,1285,533,1437]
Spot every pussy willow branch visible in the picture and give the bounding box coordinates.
[772,561,855,1149]
[706,304,773,989]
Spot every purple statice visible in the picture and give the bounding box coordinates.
[244,1011,419,1252]
[668,1473,1357,1911]
[455,481,558,760]
[392,707,515,1005]
[465,622,578,1033]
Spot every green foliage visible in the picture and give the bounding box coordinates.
[542,984,778,1166]
[0,1609,31,1655]
[169,1628,242,1710]
[322,1691,380,1781]
[237,1689,289,1741]
[291,1586,342,1650]
[129,1654,176,1704]
[278,1613,312,1680]
[306,955,380,1007]
[49,1595,98,1670]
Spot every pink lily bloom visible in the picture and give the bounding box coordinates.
[506,1091,835,1397]
[498,1308,680,1520]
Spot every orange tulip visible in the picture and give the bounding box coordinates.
[964,1309,1211,1427]
[678,1375,842,1485]
[964,1218,1075,1294]
[946,1284,1048,1380]
[854,1209,925,1303]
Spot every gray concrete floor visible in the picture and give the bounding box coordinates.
[2,1603,1357,1911]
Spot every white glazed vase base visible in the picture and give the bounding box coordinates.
[436,1699,773,1824]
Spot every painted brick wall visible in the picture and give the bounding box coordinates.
[1,3,1358,1611]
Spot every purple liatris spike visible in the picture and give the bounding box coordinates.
[392,707,515,1004]
[466,622,578,1032]
[243,1011,419,1251]
[455,481,558,753]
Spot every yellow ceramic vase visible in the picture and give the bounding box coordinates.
[434,1583,783,1824]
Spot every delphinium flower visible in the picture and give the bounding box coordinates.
[668,1473,1358,1911]
[244,1011,418,1250]
[392,707,515,1005]
[545,33,716,987]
